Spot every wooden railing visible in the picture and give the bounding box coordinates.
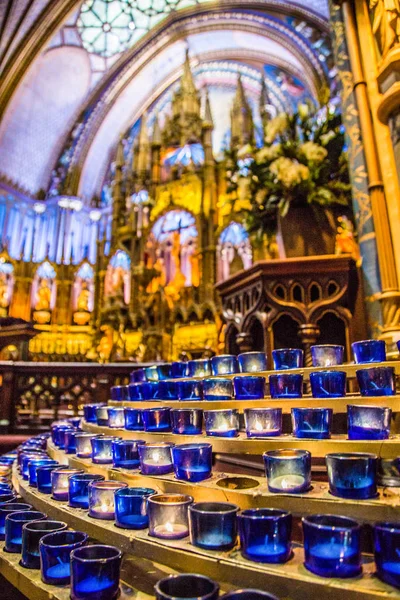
[0,361,153,433]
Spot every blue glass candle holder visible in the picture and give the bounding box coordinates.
[203,378,233,400]
[5,511,46,553]
[292,407,333,439]
[95,406,109,426]
[124,407,144,431]
[311,345,344,367]
[233,376,265,400]
[272,348,303,370]
[172,443,212,482]
[244,408,282,438]
[238,508,292,563]
[107,407,125,429]
[326,452,378,499]
[178,379,203,400]
[348,405,392,440]
[141,381,159,400]
[40,530,88,585]
[269,374,303,399]
[263,449,311,494]
[28,459,59,487]
[155,574,219,600]
[145,366,159,381]
[91,436,121,465]
[127,383,143,401]
[22,453,47,480]
[0,492,16,503]
[157,363,173,380]
[171,409,203,435]
[356,366,395,396]
[204,409,239,437]
[130,368,146,383]
[71,545,122,600]
[374,522,400,588]
[54,426,74,449]
[211,355,239,375]
[37,466,60,494]
[220,592,278,600]
[171,361,189,378]
[88,481,128,520]
[148,493,193,539]
[75,433,96,458]
[83,404,104,424]
[64,429,78,454]
[68,474,105,509]
[158,380,180,400]
[139,443,174,475]
[0,503,32,541]
[188,358,211,378]
[352,339,386,364]
[142,407,171,432]
[310,370,346,398]
[51,468,84,501]
[302,515,362,578]
[238,352,267,373]
[112,439,145,469]
[115,487,155,529]
[68,416,81,428]
[21,520,67,569]
[110,385,128,401]
[189,502,239,550]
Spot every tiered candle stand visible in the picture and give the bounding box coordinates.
[7,359,400,600]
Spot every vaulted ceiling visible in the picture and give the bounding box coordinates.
[0,0,332,201]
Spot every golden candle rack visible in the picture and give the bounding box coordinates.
[47,442,400,524]
[13,466,400,600]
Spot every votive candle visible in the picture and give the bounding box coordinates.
[238,352,267,373]
[352,339,386,364]
[244,408,282,438]
[138,443,174,475]
[374,522,400,588]
[204,409,239,437]
[189,502,238,550]
[310,371,346,398]
[269,374,303,399]
[347,405,392,440]
[172,443,212,482]
[203,377,233,400]
[211,355,239,375]
[263,449,311,494]
[325,452,378,499]
[88,480,128,520]
[40,530,88,585]
[91,436,121,465]
[21,520,67,569]
[233,376,265,400]
[37,466,60,495]
[291,407,332,439]
[311,345,344,367]
[148,494,193,539]
[68,473,105,509]
[155,574,219,600]
[95,406,109,426]
[107,407,125,429]
[112,439,145,469]
[51,468,84,501]
[75,433,96,459]
[178,379,203,400]
[188,359,211,378]
[356,366,395,396]
[142,407,171,432]
[124,407,144,431]
[171,408,203,435]
[5,511,46,553]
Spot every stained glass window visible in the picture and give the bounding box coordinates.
[77,0,210,57]
[36,261,57,280]
[152,210,197,244]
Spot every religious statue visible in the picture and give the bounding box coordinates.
[0,272,10,309]
[370,0,400,56]
[165,230,186,299]
[35,279,52,311]
[77,281,91,312]
[335,215,361,265]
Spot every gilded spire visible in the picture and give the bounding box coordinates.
[181,49,197,95]
[202,89,214,129]
[134,113,150,176]
[152,114,161,147]
[259,75,271,129]
[115,135,125,170]
[230,74,254,149]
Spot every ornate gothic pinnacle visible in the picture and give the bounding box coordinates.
[202,89,214,129]
[115,135,125,169]
[152,114,161,146]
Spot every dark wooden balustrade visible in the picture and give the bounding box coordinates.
[0,361,152,434]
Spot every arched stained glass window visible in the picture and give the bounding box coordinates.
[78,0,211,58]
[217,222,252,282]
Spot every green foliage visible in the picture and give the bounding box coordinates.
[226,101,352,237]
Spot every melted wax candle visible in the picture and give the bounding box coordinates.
[138,443,174,475]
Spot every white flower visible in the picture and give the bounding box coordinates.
[301,141,328,163]
[265,114,288,144]
[298,103,309,119]
[270,157,310,188]
[320,131,336,146]
[255,145,282,164]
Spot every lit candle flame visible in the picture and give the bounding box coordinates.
[152,451,160,463]
[255,420,263,432]
[165,522,174,533]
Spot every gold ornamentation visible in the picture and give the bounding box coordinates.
[370,0,400,56]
